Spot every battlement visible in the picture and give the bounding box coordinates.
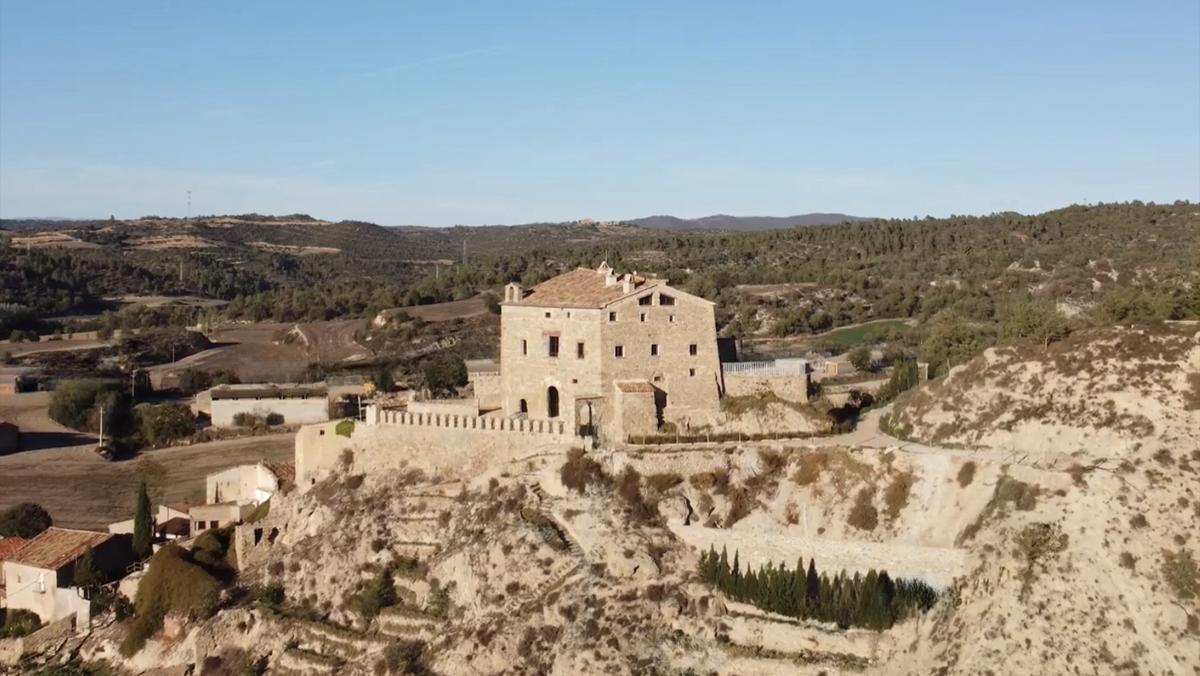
[368,405,573,437]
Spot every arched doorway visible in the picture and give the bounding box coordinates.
[518,399,528,415]
[547,386,559,418]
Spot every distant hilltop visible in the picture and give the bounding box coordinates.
[627,213,867,231]
[2,211,866,233]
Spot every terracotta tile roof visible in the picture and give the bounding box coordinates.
[210,383,326,400]
[510,268,661,309]
[157,517,190,537]
[616,381,656,393]
[0,536,29,562]
[6,528,111,570]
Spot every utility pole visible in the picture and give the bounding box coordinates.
[187,190,192,219]
[462,240,467,265]
[97,405,105,448]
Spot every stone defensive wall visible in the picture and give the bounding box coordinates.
[295,405,586,490]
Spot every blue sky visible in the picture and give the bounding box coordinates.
[1,1,1197,224]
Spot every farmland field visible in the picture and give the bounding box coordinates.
[0,392,295,530]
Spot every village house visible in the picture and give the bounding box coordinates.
[206,383,329,427]
[107,503,194,544]
[500,262,723,442]
[1,527,133,624]
[0,536,29,603]
[191,461,293,534]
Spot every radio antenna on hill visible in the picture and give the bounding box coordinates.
[187,190,192,219]
[462,240,467,265]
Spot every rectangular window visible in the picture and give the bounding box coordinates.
[640,313,646,322]
[689,343,698,356]
[638,294,653,306]
[659,294,675,306]
[522,339,528,355]
[608,312,617,321]
[689,368,696,377]
[212,521,220,529]
[547,336,559,357]
[576,342,585,359]
[614,345,624,358]
[544,311,551,318]
[669,315,674,323]
[650,343,659,356]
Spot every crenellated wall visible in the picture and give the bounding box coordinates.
[295,407,586,490]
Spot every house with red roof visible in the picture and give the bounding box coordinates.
[2,527,133,624]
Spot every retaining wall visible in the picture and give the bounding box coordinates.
[296,407,584,490]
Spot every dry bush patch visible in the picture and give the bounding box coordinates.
[883,470,914,520]
[1161,548,1198,600]
[957,461,977,487]
[561,448,608,493]
[847,487,878,531]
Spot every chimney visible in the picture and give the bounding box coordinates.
[599,261,618,287]
[622,275,633,294]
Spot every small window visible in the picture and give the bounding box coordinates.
[640,313,646,322]
[608,312,617,322]
[638,294,653,306]
[659,294,675,306]
[211,520,220,529]
[548,336,560,357]
[669,315,674,323]
[650,344,659,356]
[576,342,585,359]
[689,343,698,356]
[689,368,696,377]
[614,345,624,358]
[544,311,551,318]
[522,339,528,355]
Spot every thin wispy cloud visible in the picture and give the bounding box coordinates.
[359,47,506,79]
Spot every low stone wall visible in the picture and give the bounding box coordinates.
[296,409,585,489]
[723,373,810,403]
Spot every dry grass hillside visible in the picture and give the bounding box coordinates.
[884,323,1200,457]
[878,324,1200,675]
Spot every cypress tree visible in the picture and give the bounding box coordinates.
[132,480,153,560]
[805,558,820,602]
[73,546,100,588]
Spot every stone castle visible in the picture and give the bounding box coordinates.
[294,263,811,489]
[500,262,722,443]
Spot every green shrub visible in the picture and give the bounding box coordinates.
[348,568,397,620]
[120,545,224,655]
[0,502,52,537]
[136,403,195,447]
[2,608,42,638]
[335,419,355,438]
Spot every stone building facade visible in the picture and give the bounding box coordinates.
[500,263,722,442]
